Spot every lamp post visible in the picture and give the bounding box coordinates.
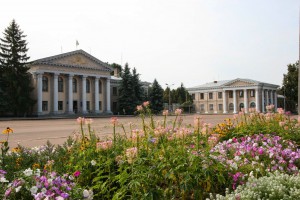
[166,83,174,112]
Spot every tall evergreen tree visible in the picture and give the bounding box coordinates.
[118,63,135,114]
[132,67,144,105]
[0,20,34,116]
[149,79,164,114]
[280,61,299,104]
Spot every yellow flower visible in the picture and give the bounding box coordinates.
[32,163,40,169]
[2,127,13,134]
[12,147,21,153]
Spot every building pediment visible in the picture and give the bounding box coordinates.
[223,79,259,87]
[32,49,113,72]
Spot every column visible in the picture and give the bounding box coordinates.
[270,90,274,105]
[82,75,87,114]
[94,77,100,114]
[223,91,228,113]
[274,91,278,110]
[53,73,59,114]
[266,90,269,106]
[255,88,260,112]
[37,73,43,115]
[261,90,265,113]
[233,90,237,113]
[68,74,74,114]
[106,78,112,113]
[244,89,248,113]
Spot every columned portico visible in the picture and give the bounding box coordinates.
[37,73,43,115]
[68,74,74,114]
[53,73,59,114]
[274,92,278,109]
[106,78,112,113]
[223,91,228,113]
[244,89,248,113]
[82,75,87,114]
[233,90,237,113]
[94,77,100,114]
[266,90,269,106]
[270,90,274,105]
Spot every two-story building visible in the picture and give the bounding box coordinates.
[187,78,280,114]
[29,49,135,116]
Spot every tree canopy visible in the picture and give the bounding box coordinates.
[149,79,164,114]
[280,61,299,104]
[0,20,34,116]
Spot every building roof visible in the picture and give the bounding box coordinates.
[187,78,280,91]
[31,49,113,72]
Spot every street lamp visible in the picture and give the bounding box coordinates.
[165,83,174,112]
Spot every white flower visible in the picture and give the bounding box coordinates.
[56,196,64,200]
[48,178,53,184]
[15,186,22,193]
[30,186,38,195]
[35,169,41,176]
[0,177,9,183]
[91,160,96,166]
[255,156,259,160]
[234,156,241,161]
[41,188,47,193]
[69,175,74,180]
[83,189,90,198]
[23,168,33,176]
[230,162,238,170]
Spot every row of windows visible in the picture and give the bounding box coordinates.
[42,101,103,111]
[42,76,105,93]
[192,90,256,100]
[200,102,256,111]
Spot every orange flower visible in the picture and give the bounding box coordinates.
[2,127,13,134]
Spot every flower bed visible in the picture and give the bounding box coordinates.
[1,103,300,199]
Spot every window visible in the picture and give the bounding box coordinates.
[250,90,255,97]
[42,76,48,92]
[87,101,90,111]
[113,102,118,113]
[209,104,214,111]
[42,101,48,111]
[250,102,256,108]
[99,101,102,110]
[229,103,234,111]
[113,87,117,96]
[218,92,222,99]
[192,94,195,100]
[58,77,64,92]
[209,93,213,99]
[239,103,244,111]
[239,90,244,97]
[229,91,233,98]
[218,104,223,111]
[200,93,204,99]
[58,101,63,110]
[73,78,77,93]
[86,79,90,93]
[200,104,205,111]
[99,81,102,93]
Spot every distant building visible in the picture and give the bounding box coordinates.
[29,49,149,116]
[187,78,280,114]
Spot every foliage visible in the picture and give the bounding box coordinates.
[132,68,145,105]
[0,20,35,116]
[163,83,192,105]
[211,171,300,200]
[280,60,299,105]
[149,79,164,114]
[110,63,122,76]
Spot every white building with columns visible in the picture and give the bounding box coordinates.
[187,78,280,114]
[29,50,119,116]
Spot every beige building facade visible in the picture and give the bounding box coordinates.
[29,50,120,116]
[187,78,280,114]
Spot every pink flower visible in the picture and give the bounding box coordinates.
[136,105,143,111]
[111,117,118,125]
[175,108,182,115]
[85,118,94,125]
[77,117,85,124]
[279,121,285,127]
[162,110,168,116]
[277,108,285,114]
[143,101,150,107]
[73,170,80,177]
[126,147,138,164]
[96,141,113,150]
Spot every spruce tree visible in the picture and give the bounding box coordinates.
[149,79,164,114]
[0,20,34,116]
[132,67,144,105]
[118,63,135,114]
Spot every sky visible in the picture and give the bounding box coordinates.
[0,0,299,89]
